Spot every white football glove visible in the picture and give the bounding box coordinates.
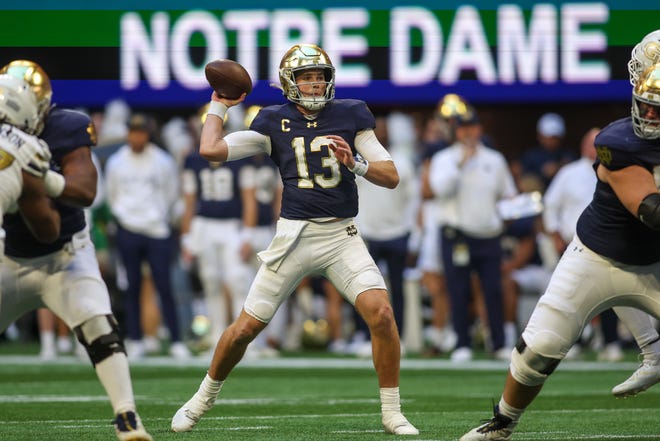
[0,124,52,178]
[18,137,52,178]
[2,125,52,178]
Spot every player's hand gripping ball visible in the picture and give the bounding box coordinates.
[204,59,252,100]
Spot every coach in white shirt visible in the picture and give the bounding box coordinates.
[428,108,517,362]
[105,114,189,359]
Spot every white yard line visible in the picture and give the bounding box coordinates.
[0,354,640,371]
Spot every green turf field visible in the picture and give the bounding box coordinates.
[0,348,658,440]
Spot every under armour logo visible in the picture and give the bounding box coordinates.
[307,121,318,128]
[346,225,358,236]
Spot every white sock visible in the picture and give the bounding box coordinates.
[40,331,55,349]
[380,387,401,414]
[497,397,524,422]
[200,373,223,398]
[641,338,660,361]
[57,335,72,353]
[95,353,136,414]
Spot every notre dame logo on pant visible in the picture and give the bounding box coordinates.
[345,224,358,237]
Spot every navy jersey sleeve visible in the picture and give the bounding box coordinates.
[42,108,96,156]
[344,99,376,132]
[183,151,196,170]
[249,104,284,136]
[594,118,660,171]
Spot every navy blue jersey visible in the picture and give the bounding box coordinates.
[4,108,96,258]
[183,151,251,220]
[249,154,279,226]
[576,117,660,265]
[250,99,375,219]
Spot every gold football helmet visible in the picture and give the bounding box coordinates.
[436,94,470,120]
[279,44,335,111]
[632,63,660,139]
[628,30,660,86]
[0,60,52,134]
[0,74,41,135]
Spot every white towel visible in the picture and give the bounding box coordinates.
[257,218,308,271]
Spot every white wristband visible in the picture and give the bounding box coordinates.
[348,158,369,176]
[207,101,228,120]
[44,170,65,197]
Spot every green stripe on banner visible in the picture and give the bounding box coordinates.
[2,8,660,47]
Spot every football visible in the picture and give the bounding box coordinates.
[204,59,252,100]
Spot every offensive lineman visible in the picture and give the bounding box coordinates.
[0,60,152,441]
[171,43,418,436]
[459,63,660,441]
[607,29,660,397]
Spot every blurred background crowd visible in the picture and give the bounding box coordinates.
[2,93,649,363]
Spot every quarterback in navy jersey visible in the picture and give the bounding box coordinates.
[0,60,152,441]
[460,63,660,441]
[172,44,418,436]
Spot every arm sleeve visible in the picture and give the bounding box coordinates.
[225,130,271,161]
[354,129,392,162]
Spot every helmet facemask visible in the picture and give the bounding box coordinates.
[632,63,660,139]
[279,44,335,112]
